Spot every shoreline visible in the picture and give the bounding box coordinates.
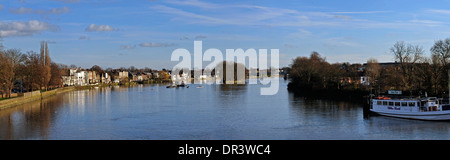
[0,87,77,110]
[0,81,170,110]
[287,83,369,104]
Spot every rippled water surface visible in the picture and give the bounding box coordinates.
[1,79,450,140]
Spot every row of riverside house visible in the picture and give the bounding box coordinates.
[62,68,172,86]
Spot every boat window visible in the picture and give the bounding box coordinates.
[383,101,387,105]
[389,102,394,106]
[408,102,415,107]
[401,102,407,106]
[395,102,400,106]
[377,101,382,105]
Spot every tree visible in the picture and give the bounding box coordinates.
[40,41,51,90]
[366,58,381,92]
[431,38,450,66]
[390,41,424,94]
[0,49,24,98]
[49,62,64,89]
[430,38,450,96]
[24,51,43,92]
[158,71,171,80]
[90,65,103,74]
[215,61,248,84]
[289,52,330,88]
[0,52,14,98]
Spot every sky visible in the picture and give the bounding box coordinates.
[2,0,450,69]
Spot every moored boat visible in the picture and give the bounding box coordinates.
[370,96,450,120]
[166,84,177,88]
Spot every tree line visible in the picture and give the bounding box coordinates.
[288,38,450,98]
[0,41,66,98]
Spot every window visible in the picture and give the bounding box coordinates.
[408,102,416,107]
[383,101,388,105]
[401,102,407,106]
[377,101,382,105]
[389,102,394,106]
[395,102,400,106]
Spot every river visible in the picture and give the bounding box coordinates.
[1,79,450,140]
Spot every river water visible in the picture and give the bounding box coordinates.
[1,79,450,140]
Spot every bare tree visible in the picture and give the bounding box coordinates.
[40,41,51,91]
[49,62,64,89]
[0,49,26,98]
[26,52,44,91]
[366,58,381,92]
[431,38,450,66]
[390,41,424,94]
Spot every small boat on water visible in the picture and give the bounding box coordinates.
[197,85,203,88]
[166,84,177,88]
[370,96,450,120]
[167,82,187,88]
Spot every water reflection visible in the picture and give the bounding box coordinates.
[214,84,248,107]
[2,80,450,139]
[0,94,64,139]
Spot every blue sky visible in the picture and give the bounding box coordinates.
[2,0,450,69]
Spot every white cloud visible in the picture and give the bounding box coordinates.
[0,20,58,38]
[139,42,177,47]
[85,24,115,32]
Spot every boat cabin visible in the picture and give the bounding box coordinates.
[371,97,444,112]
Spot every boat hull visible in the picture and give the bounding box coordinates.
[371,110,450,121]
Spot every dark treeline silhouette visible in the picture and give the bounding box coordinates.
[287,39,450,100]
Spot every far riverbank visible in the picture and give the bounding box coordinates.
[0,87,76,110]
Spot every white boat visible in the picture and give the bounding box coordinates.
[370,97,450,120]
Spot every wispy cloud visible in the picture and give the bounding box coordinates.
[166,0,220,9]
[330,11,391,14]
[426,9,450,15]
[150,5,227,25]
[409,19,443,26]
[155,0,450,31]
[139,42,177,47]
[152,1,374,28]
[120,45,136,50]
[85,24,115,32]
[194,35,206,40]
[78,36,89,40]
[324,37,360,47]
[10,6,70,15]
[49,0,81,3]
